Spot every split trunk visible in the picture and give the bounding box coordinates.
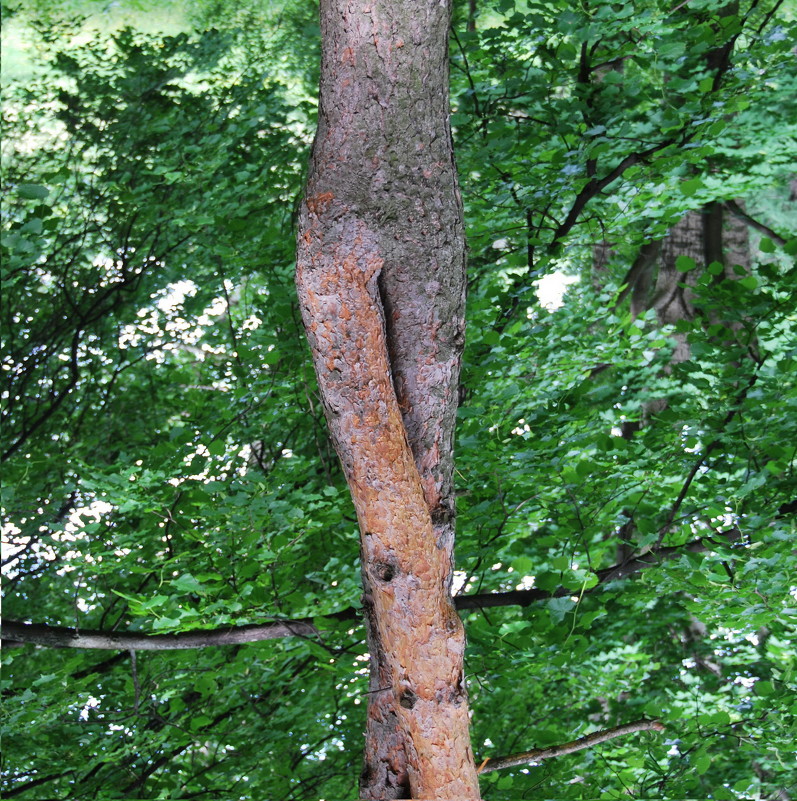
[295,1,480,798]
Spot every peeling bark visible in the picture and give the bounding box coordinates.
[295,2,479,798]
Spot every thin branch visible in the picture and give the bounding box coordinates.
[657,369,760,545]
[723,200,787,246]
[1,529,741,651]
[477,719,665,774]
[130,649,140,714]
[4,772,73,799]
[521,5,753,261]
[450,26,483,122]
[551,137,679,245]
[121,743,190,796]
[756,0,785,35]
[1,617,329,651]
[669,0,691,13]
[458,528,741,610]
[656,443,720,545]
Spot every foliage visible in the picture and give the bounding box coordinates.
[2,0,796,799]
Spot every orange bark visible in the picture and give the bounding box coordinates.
[296,211,479,798]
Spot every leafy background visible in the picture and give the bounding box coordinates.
[2,0,796,798]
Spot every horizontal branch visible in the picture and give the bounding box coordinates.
[0,617,330,651]
[458,528,740,610]
[477,719,665,774]
[2,531,740,651]
[4,771,73,799]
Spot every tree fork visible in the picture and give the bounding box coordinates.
[295,1,479,798]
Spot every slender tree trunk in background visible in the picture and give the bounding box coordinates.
[295,1,480,798]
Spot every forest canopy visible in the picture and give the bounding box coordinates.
[2,0,796,799]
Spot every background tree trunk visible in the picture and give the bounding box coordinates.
[295,1,479,798]
[642,206,751,364]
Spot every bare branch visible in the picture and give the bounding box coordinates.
[458,528,741,610]
[1,617,325,651]
[477,719,665,774]
[4,772,73,799]
[2,530,741,650]
[656,368,760,545]
[550,138,679,246]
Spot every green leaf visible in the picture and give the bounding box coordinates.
[535,571,560,592]
[694,753,711,775]
[17,183,49,200]
[171,573,205,594]
[194,675,218,698]
[572,569,599,589]
[756,680,775,697]
[679,178,702,197]
[207,440,226,457]
[190,714,213,731]
[575,460,592,478]
[758,237,775,253]
[111,589,144,604]
[511,555,534,574]
[547,597,576,623]
[676,255,696,273]
[698,76,714,93]
[481,330,501,345]
[707,261,724,276]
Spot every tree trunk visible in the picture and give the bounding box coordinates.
[295,2,480,799]
[652,204,750,363]
[652,209,706,364]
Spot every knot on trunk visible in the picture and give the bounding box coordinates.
[399,688,417,709]
[374,561,397,582]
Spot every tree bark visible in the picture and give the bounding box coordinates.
[295,2,479,799]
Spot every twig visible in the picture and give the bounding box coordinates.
[669,0,691,14]
[656,369,760,545]
[551,138,679,245]
[3,772,72,798]
[477,719,665,773]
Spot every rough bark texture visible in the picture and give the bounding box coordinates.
[295,2,479,798]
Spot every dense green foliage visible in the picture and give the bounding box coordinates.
[2,0,796,798]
